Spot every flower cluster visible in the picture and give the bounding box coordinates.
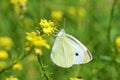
[10,0,27,17]
[26,31,50,55]
[0,37,13,60]
[39,19,56,35]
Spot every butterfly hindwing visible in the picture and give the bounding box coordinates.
[65,34,93,64]
[51,36,74,68]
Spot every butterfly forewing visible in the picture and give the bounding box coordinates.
[51,36,74,68]
[65,34,93,64]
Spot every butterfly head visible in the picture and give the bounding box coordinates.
[57,29,65,37]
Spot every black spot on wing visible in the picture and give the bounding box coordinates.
[75,52,79,56]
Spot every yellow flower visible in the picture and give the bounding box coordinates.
[26,32,50,49]
[10,0,27,15]
[34,48,42,55]
[51,10,63,21]
[39,19,55,28]
[0,37,13,51]
[26,31,50,55]
[39,19,56,35]
[6,76,19,80]
[26,32,38,41]
[13,63,23,71]
[78,7,86,18]
[43,27,56,35]
[68,6,76,16]
[70,77,83,80]
[0,50,9,60]
[115,36,120,52]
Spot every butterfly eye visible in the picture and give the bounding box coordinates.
[75,53,79,56]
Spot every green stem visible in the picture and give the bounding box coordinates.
[107,0,118,58]
[37,55,50,80]
[107,0,117,45]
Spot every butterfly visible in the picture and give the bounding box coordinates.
[51,29,93,68]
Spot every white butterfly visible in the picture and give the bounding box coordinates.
[51,29,93,68]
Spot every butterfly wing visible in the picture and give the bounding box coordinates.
[65,34,93,64]
[51,36,74,68]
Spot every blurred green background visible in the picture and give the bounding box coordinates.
[0,0,120,80]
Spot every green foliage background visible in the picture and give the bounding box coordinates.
[0,0,120,80]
